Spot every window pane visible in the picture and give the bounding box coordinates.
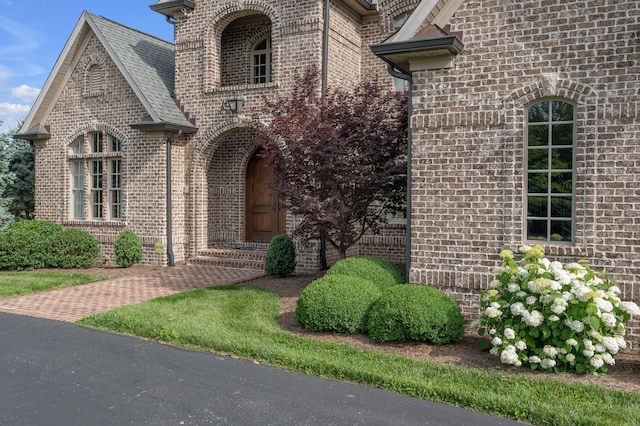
[527,196,548,217]
[91,133,103,153]
[550,172,572,194]
[552,101,573,121]
[72,137,84,154]
[551,197,572,218]
[552,123,573,145]
[528,172,548,193]
[527,220,547,241]
[528,125,548,146]
[72,161,84,220]
[528,148,548,170]
[550,220,572,241]
[528,101,549,122]
[110,135,121,152]
[551,148,573,169]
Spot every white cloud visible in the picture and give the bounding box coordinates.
[0,102,31,134]
[11,85,40,103]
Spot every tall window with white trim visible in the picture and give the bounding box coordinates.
[526,100,575,242]
[69,131,123,221]
[252,37,272,84]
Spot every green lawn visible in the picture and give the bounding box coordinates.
[78,285,640,426]
[0,271,107,299]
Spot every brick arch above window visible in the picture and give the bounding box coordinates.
[204,2,280,92]
[506,73,595,109]
[66,123,128,149]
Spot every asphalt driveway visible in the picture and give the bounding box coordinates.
[0,312,525,425]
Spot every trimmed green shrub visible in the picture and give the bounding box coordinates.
[265,234,296,277]
[295,274,382,335]
[114,230,143,268]
[326,256,405,291]
[50,228,101,268]
[367,284,464,344]
[0,220,62,269]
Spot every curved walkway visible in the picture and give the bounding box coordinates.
[0,265,264,322]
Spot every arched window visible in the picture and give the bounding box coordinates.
[525,100,575,242]
[252,37,272,84]
[69,131,122,221]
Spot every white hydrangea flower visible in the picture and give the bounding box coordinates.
[523,310,544,327]
[551,298,567,314]
[566,338,578,347]
[507,283,520,292]
[525,296,537,305]
[595,298,613,313]
[529,356,541,364]
[583,349,595,358]
[619,301,640,316]
[543,345,558,357]
[510,302,525,316]
[554,269,572,285]
[515,340,527,351]
[615,335,627,350]
[517,267,529,279]
[504,328,516,340]
[541,258,551,268]
[607,286,621,295]
[601,336,620,354]
[600,312,617,328]
[516,291,528,298]
[489,279,501,289]
[588,329,603,342]
[519,244,532,253]
[549,315,560,322]
[491,336,503,346]
[485,306,502,318]
[564,319,584,332]
[489,346,499,356]
[549,280,562,291]
[566,353,576,362]
[601,352,615,365]
[500,345,519,365]
[594,344,605,353]
[590,355,604,369]
[540,358,556,369]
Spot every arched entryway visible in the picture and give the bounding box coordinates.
[245,149,285,242]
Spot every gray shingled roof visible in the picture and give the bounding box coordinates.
[87,13,195,130]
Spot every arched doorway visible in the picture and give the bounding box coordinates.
[245,149,285,242]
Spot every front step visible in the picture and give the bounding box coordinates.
[189,245,268,271]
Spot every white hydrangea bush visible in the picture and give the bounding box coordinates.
[474,245,640,374]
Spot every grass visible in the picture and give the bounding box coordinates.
[77,285,640,426]
[0,271,107,299]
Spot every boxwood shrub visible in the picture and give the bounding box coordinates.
[0,220,62,269]
[50,228,101,268]
[114,230,144,268]
[265,234,296,277]
[326,256,405,291]
[367,284,464,344]
[295,274,382,335]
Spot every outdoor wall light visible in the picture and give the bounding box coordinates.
[221,92,246,114]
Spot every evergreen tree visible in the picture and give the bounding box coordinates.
[0,122,35,229]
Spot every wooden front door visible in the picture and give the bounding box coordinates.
[245,150,285,242]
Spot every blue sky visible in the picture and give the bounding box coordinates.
[0,0,173,135]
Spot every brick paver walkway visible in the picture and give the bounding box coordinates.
[0,265,264,322]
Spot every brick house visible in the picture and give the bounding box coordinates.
[372,0,640,343]
[16,0,412,271]
[15,0,640,341]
